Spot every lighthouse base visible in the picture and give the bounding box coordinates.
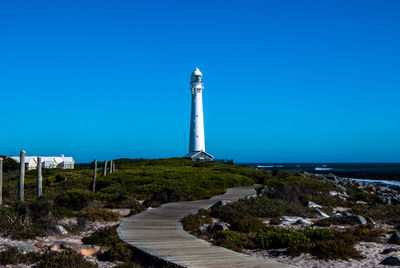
[184,151,214,162]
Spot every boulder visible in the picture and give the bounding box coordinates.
[281,216,302,222]
[336,184,347,192]
[315,208,329,218]
[12,242,37,253]
[295,218,312,225]
[380,256,400,266]
[329,191,338,196]
[382,197,392,205]
[307,201,322,208]
[49,225,68,235]
[369,184,377,192]
[381,248,398,254]
[327,173,338,181]
[389,233,400,244]
[354,215,367,225]
[210,200,232,209]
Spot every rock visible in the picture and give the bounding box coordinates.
[365,216,376,224]
[12,241,37,253]
[214,222,230,231]
[356,201,368,205]
[197,223,210,232]
[336,184,347,192]
[315,208,329,218]
[329,191,338,196]
[327,173,338,181]
[381,248,398,254]
[389,232,400,244]
[49,225,68,235]
[295,219,312,225]
[307,201,322,208]
[210,200,232,209]
[378,186,391,193]
[380,256,400,266]
[382,197,392,205]
[281,216,302,222]
[354,215,367,225]
[369,185,376,192]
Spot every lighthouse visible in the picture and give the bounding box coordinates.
[184,67,214,161]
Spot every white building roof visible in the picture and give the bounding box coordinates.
[192,67,202,76]
[8,156,37,164]
[8,155,75,164]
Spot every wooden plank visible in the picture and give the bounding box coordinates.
[117,186,291,268]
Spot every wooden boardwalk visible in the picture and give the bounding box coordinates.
[117,186,291,268]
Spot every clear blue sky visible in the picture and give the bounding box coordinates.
[1,0,399,163]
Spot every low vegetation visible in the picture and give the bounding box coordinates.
[182,171,390,261]
[0,247,96,268]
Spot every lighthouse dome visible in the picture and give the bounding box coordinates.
[192,67,202,76]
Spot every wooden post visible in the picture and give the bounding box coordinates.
[103,161,108,176]
[0,158,3,205]
[92,160,97,193]
[18,150,25,201]
[37,157,42,198]
[110,160,113,173]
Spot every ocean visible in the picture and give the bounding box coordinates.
[241,163,400,187]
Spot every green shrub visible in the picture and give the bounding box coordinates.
[36,249,97,268]
[0,247,96,267]
[304,228,334,242]
[314,216,360,227]
[0,247,35,265]
[55,189,93,210]
[255,226,310,255]
[82,226,134,262]
[269,217,282,225]
[231,217,264,233]
[352,204,400,223]
[82,226,120,246]
[310,240,362,260]
[211,196,315,224]
[181,209,212,232]
[81,209,121,222]
[99,242,133,262]
[214,230,249,251]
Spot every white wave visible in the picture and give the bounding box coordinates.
[315,167,332,171]
[257,165,275,168]
[353,178,400,188]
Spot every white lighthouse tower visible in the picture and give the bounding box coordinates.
[184,67,214,161]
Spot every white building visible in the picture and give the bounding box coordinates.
[8,154,75,170]
[184,67,214,161]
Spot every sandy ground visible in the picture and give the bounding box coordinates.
[0,208,132,268]
[244,242,400,268]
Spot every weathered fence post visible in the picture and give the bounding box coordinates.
[37,157,42,198]
[0,158,3,205]
[110,160,113,173]
[103,161,108,176]
[92,160,97,193]
[18,150,25,201]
